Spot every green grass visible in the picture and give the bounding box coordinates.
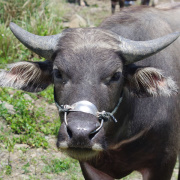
[0,0,66,64]
[22,162,31,174]
[0,87,60,148]
[4,165,12,175]
[38,86,54,104]
[43,158,71,173]
[41,156,83,179]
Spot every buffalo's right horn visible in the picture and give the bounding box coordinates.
[10,22,62,60]
[118,32,180,65]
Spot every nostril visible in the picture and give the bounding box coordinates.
[67,127,73,138]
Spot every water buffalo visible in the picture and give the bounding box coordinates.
[67,0,88,6]
[111,0,174,14]
[111,0,125,13]
[0,5,180,180]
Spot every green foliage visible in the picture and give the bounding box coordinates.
[22,162,31,174]
[42,158,71,174]
[0,88,60,148]
[0,0,65,64]
[40,155,82,179]
[0,0,44,24]
[5,165,12,175]
[38,86,54,104]
[4,137,16,153]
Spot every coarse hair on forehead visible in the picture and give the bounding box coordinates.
[57,28,120,52]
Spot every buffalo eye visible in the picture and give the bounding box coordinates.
[110,72,121,82]
[53,69,62,79]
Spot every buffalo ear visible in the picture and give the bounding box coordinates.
[125,66,178,97]
[0,60,53,92]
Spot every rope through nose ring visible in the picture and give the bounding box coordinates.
[64,109,104,133]
[55,103,72,126]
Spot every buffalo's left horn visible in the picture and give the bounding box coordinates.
[9,22,62,60]
[118,32,180,65]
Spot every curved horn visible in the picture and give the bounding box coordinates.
[118,32,180,65]
[9,22,62,59]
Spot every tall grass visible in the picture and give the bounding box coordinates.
[0,0,68,64]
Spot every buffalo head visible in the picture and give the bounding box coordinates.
[0,22,179,160]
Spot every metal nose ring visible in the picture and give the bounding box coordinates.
[64,111,104,134]
[64,112,68,126]
[55,99,121,130]
[90,119,104,134]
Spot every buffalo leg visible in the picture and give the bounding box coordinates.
[111,1,117,14]
[80,162,114,180]
[75,0,81,5]
[141,0,150,5]
[119,0,124,9]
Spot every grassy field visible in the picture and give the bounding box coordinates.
[0,0,179,179]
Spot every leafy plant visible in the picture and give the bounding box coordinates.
[37,86,54,104]
[5,165,12,175]
[0,88,60,148]
[22,162,31,174]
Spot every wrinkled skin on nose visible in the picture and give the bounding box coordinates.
[57,112,106,160]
